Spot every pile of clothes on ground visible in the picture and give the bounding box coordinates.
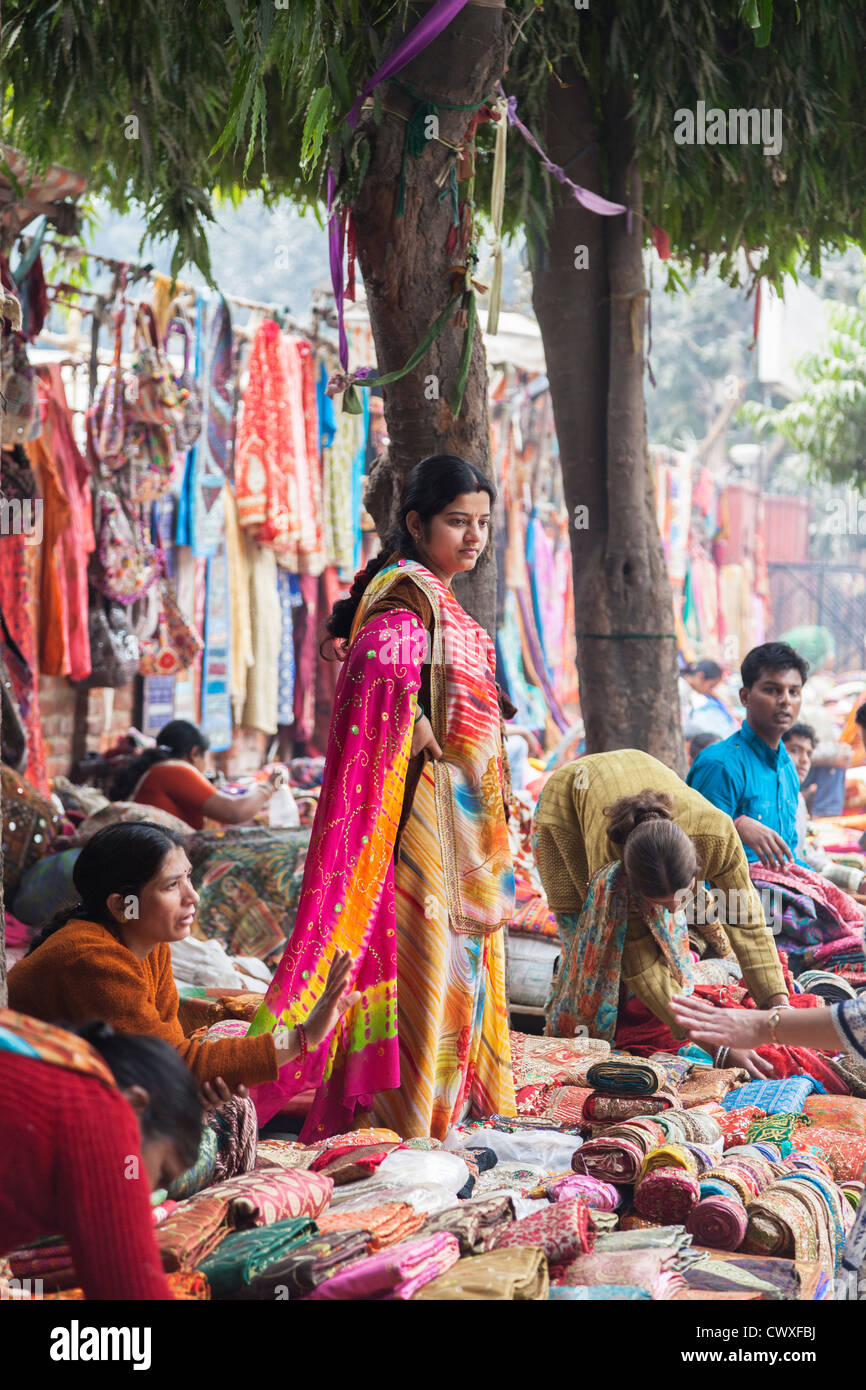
[6,1032,865,1301]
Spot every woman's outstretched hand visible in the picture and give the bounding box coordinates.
[303,949,362,1051]
[670,994,776,1079]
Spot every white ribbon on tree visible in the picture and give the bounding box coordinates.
[485,96,508,337]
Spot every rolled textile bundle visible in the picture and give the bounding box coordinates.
[697,1166,756,1206]
[699,1178,741,1201]
[585,1058,669,1096]
[584,1092,676,1124]
[719,1147,778,1191]
[790,1125,866,1182]
[743,1175,841,1273]
[235,1229,372,1299]
[190,1168,333,1230]
[840,1181,863,1210]
[719,1106,767,1149]
[307,1232,461,1301]
[634,1166,701,1223]
[575,1135,645,1184]
[618,1214,665,1232]
[198,1217,317,1298]
[413,1245,549,1301]
[683,1143,718,1175]
[545,1173,621,1211]
[653,1108,723,1147]
[493,1196,596,1264]
[638,1144,700,1181]
[686,1196,748,1251]
[802,1095,866,1134]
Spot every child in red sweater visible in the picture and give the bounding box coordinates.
[0,1012,203,1300]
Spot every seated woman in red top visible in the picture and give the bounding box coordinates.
[0,1012,203,1300]
[112,719,286,831]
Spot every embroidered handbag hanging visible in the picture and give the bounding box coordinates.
[0,331,41,444]
[138,559,204,677]
[125,421,177,505]
[76,588,142,689]
[124,305,182,429]
[91,308,128,469]
[167,316,203,453]
[92,486,160,605]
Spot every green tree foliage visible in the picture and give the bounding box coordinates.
[743,290,866,490]
[6,3,866,293]
[500,1,866,289]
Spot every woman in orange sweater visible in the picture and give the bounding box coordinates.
[8,821,359,1110]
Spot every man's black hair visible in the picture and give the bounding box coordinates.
[782,722,816,748]
[740,642,809,691]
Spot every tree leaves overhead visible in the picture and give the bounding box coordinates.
[3,0,866,291]
[500,0,866,291]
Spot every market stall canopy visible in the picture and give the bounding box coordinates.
[0,145,87,244]
[343,297,547,376]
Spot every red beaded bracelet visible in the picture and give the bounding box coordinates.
[296,1022,308,1062]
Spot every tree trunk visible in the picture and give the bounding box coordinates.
[531,67,684,771]
[351,0,509,635]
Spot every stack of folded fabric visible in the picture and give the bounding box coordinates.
[722,1076,826,1116]
[234,1228,373,1300]
[718,1106,767,1148]
[317,1202,426,1251]
[415,1196,516,1255]
[198,1218,318,1298]
[414,1246,549,1301]
[682,1251,827,1300]
[556,1248,686,1300]
[492,1196,596,1273]
[509,1032,611,1089]
[307,1232,461,1300]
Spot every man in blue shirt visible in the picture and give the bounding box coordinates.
[687,642,809,869]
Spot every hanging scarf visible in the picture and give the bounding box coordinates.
[0,1009,116,1090]
[355,560,514,932]
[547,861,693,1042]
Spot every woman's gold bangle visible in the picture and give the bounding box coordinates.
[767,1007,783,1043]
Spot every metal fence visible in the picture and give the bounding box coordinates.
[768,562,866,671]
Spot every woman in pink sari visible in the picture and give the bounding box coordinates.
[249,456,516,1140]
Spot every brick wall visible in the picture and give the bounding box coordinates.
[37,676,273,783]
[38,677,137,782]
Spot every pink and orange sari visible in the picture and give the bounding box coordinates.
[249,560,515,1140]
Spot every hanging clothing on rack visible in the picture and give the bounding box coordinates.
[0,449,48,794]
[177,295,234,560]
[201,541,232,752]
[276,567,300,727]
[234,321,320,569]
[222,486,253,726]
[29,365,94,680]
[241,536,280,736]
